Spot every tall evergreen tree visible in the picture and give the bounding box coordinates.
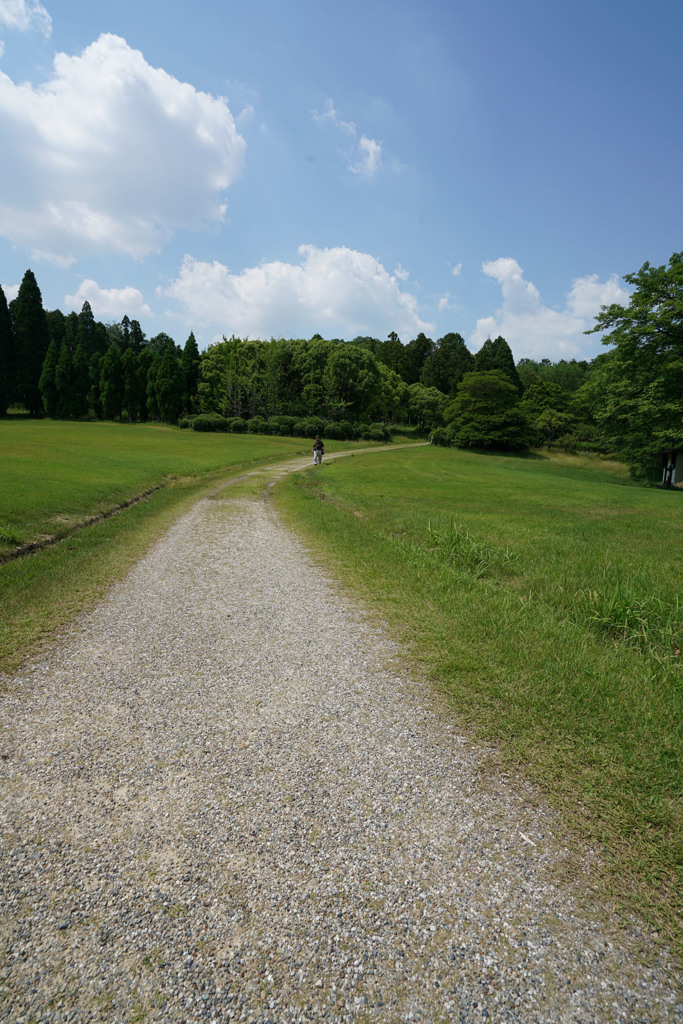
[64,311,79,351]
[89,353,104,419]
[38,338,59,417]
[71,345,90,418]
[46,308,66,350]
[55,342,74,418]
[421,332,475,395]
[474,336,523,393]
[156,343,185,423]
[13,269,50,415]
[120,315,131,351]
[402,332,433,384]
[0,284,15,414]
[130,319,146,354]
[100,344,125,419]
[180,331,201,414]
[77,300,97,356]
[122,348,142,421]
[145,352,162,420]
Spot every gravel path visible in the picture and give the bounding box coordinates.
[1,468,681,1023]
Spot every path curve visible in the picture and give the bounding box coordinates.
[0,462,680,1023]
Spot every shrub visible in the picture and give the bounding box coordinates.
[177,418,191,430]
[229,417,247,433]
[247,416,267,433]
[293,417,326,438]
[368,422,390,441]
[431,427,452,447]
[337,419,355,440]
[192,413,229,432]
[269,415,296,436]
[324,422,344,440]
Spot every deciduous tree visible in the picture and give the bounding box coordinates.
[585,251,683,477]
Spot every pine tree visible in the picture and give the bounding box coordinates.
[14,269,50,415]
[38,339,59,417]
[100,345,124,420]
[0,284,15,415]
[156,343,184,423]
[55,342,74,418]
[180,331,201,414]
[474,336,523,393]
[145,352,162,420]
[89,353,104,419]
[71,345,90,418]
[76,300,97,356]
[130,320,146,354]
[122,348,142,422]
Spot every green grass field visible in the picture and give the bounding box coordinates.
[275,445,683,955]
[0,419,318,554]
[0,420,357,672]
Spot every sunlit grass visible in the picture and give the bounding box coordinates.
[275,445,683,956]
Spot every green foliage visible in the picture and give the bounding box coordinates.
[430,426,451,447]
[55,341,73,418]
[38,338,59,418]
[516,357,592,392]
[13,268,50,416]
[445,370,533,450]
[191,413,230,432]
[0,284,15,415]
[585,251,683,477]
[100,344,124,420]
[407,382,447,429]
[155,343,184,424]
[420,332,475,396]
[474,336,523,393]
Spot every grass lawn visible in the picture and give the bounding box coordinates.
[0,419,316,553]
[275,445,683,956]
[0,419,357,672]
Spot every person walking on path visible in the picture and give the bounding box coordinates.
[312,434,324,465]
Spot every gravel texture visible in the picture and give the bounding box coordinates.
[1,470,681,1023]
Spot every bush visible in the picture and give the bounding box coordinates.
[324,422,344,440]
[177,418,191,430]
[269,415,296,436]
[293,417,326,438]
[192,413,229,432]
[247,417,267,433]
[337,419,355,440]
[368,422,390,441]
[430,427,452,447]
[229,417,247,433]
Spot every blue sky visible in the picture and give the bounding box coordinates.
[1,0,681,360]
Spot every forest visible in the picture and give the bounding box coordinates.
[0,251,681,480]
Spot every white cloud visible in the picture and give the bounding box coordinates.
[162,244,433,340]
[0,0,52,36]
[1,281,19,301]
[313,97,383,178]
[65,279,151,319]
[451,263,462,277]
[470,257,630,359]
[351,134,382,178]
[0,33,246,261]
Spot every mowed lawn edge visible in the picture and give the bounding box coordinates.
[274,446,683,962]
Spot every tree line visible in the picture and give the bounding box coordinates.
[1,253,681,480]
